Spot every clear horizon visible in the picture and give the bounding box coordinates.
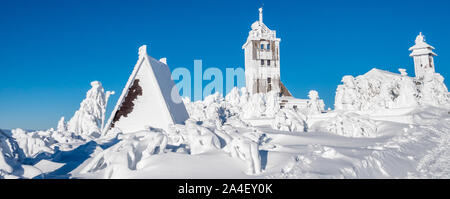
[1,0,449,130]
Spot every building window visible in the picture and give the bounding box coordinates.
[261,59,264,66]
[267,44,270,50]
[260,44,264,49]
[267,60,271,66]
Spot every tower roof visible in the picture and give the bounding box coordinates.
[409,32,437,57]
[242,7,280,49]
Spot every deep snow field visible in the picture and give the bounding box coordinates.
[1,69,450,179]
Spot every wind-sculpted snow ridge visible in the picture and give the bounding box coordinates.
[335,68,449,112]
[67,81,114,138]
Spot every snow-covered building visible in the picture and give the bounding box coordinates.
[242,8,324,110]
[242,7,287,95]
[409,32,437,78]
[104,45,189,134]
[334,33,449,111]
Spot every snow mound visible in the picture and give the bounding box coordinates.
[335,68,449,112]
[67,81,114,138]
[324,112,378,138]
[80,129,168,178]
[272,109,307,132]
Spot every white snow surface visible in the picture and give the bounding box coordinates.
[1,68,450,179]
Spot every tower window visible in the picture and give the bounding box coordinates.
[267,44,270,50]
[260,44,264,49]
[261,59,265,65]
[267,60,271,66]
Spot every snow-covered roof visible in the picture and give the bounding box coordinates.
[361,68,413,81]
[409,32,437,57]
[363,68,401,77]
[104,45,189,133]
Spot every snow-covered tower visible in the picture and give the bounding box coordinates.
[409,32,437,78]
[242,8,290,95]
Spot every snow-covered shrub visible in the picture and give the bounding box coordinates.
[167,119,221,155]
[80,129,168,178]
[272,109,307,132]
[306,90,325,115]
[394,69,419,108]
[67,81,114,138]
[57,117,68,132]
[335,68,449,112]
[335,75,360,111]
[215,125,262,175]
[416,73,450,106]
[225,87,241,106]
[10,128,54,158]
[184,90,250,128]
[241,93,265,119]
[325,112,378,138]
[264,91,280,117]
[0,130,25,178]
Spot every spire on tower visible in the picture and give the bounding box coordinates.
[415,32,425,43]
[259,7,263,23]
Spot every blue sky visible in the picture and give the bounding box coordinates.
[1,0,449,130]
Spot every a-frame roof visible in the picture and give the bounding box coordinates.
[103,45,189,134]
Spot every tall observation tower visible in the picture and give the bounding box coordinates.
[242,7,291,96]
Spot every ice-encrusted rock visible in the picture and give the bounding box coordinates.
[325,112,378,138]
[67,81,114,138]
